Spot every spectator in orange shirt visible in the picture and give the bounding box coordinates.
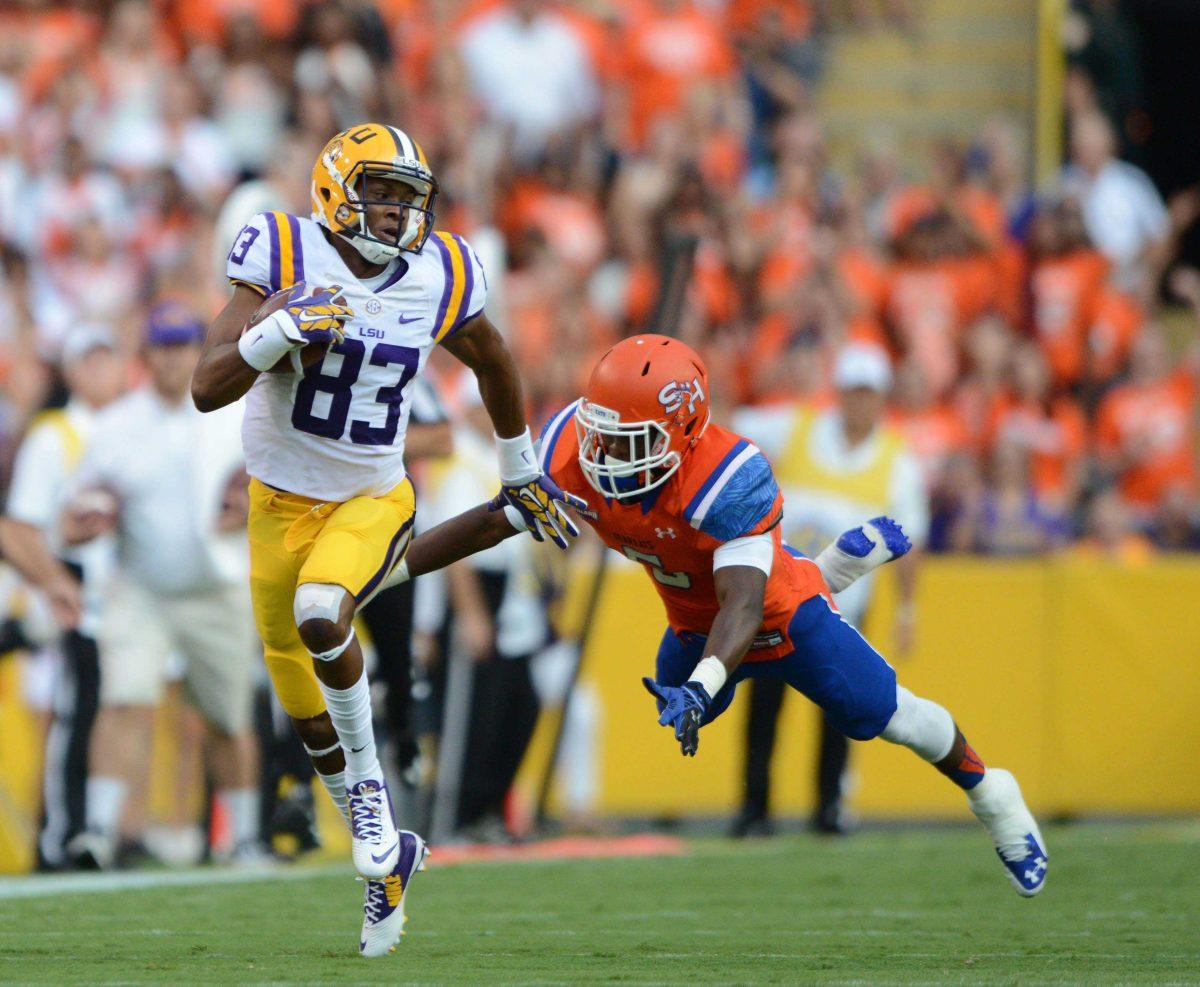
[884,209,994,396]
[1095,328,1197,512]
[620,0,737,149]
[1028,198,1109,390]
[1086,285,1143,395]
[954,316,1013,449]
[985,344,1087,509]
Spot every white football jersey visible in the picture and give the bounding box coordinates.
[225,211,486,501]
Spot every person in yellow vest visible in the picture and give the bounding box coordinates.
[731,342,928,835]
[0,326,125,869]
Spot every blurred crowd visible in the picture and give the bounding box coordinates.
[1,0,1197,557]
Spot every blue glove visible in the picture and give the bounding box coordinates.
[642,677,711,757]
[490,474,589,550]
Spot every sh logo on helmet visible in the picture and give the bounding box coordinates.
[658,377,706,417]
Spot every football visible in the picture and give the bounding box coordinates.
[244,289,333,374]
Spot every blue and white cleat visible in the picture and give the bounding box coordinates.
[814,516,912,594]
[967,768,1048,897]
[348,777,401,880]
[360,830,429,958]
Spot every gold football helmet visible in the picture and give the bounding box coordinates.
[310,123,437,264]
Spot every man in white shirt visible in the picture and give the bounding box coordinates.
[62,306,262,868]
[459,0,601,162]
[1060,110,1169,297]
[0,326,125,869]
[732,344,929,835]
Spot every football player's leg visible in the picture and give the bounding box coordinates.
[653,628,740,725]
[296,485,415,880]
[880,683,1048,895]
[782,595,1047,896]
[247,495,349,826]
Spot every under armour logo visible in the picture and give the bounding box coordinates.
[1025,856,1047,882]
[656,527,676,539]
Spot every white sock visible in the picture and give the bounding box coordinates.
[316,670,380,781]
[879,685,956,762]
[85,776,127,838]
[316,770,352,827]
[220,787,260,847]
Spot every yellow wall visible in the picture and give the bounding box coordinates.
[557,555,1200,819]
[3,557,1198,872]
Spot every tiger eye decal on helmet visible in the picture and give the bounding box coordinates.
[310,123,439,265]
[575,335,712,500]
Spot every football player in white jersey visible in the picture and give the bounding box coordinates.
[191,123,584,957]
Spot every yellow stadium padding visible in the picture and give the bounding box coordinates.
[3,557,1199,872]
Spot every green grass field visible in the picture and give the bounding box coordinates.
[1,823,1198,985]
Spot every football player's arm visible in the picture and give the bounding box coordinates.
[641,545,770,758]
[441,313,586,548]
[705,562,769,678]
[439,313,526,439]
[191,284,270,412]
[393,503,522,584]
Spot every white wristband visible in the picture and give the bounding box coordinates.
[495,428,539,484]
[688,655,727,699]
[237,309,301,372]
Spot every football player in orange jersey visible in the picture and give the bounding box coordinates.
[393,335,1048,897]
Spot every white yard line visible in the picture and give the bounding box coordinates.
[0,862,348,901]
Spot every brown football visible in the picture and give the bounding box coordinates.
[243,289,331,374]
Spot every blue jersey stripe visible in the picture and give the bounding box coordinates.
[539,402,578,473]
[446,234,475,337]
[430,235,454,338]
[286,213,304,284]
[265,212,281,293]
[683,439,748,522]
[374,257,409,293]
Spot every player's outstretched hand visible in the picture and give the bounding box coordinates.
[642,677,711,757]
[276,281,354,346]
[493,474,588,550]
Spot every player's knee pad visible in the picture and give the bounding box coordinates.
[879,685,955,762]
[293,582,346,628]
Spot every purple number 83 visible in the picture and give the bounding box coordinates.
[228,225,260,266]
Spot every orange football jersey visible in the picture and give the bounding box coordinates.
[540,404,828,661]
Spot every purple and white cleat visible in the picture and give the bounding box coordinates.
[348,777,401,880]
[360,830,429,958]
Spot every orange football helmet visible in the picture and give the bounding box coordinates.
[575,334,710,499]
